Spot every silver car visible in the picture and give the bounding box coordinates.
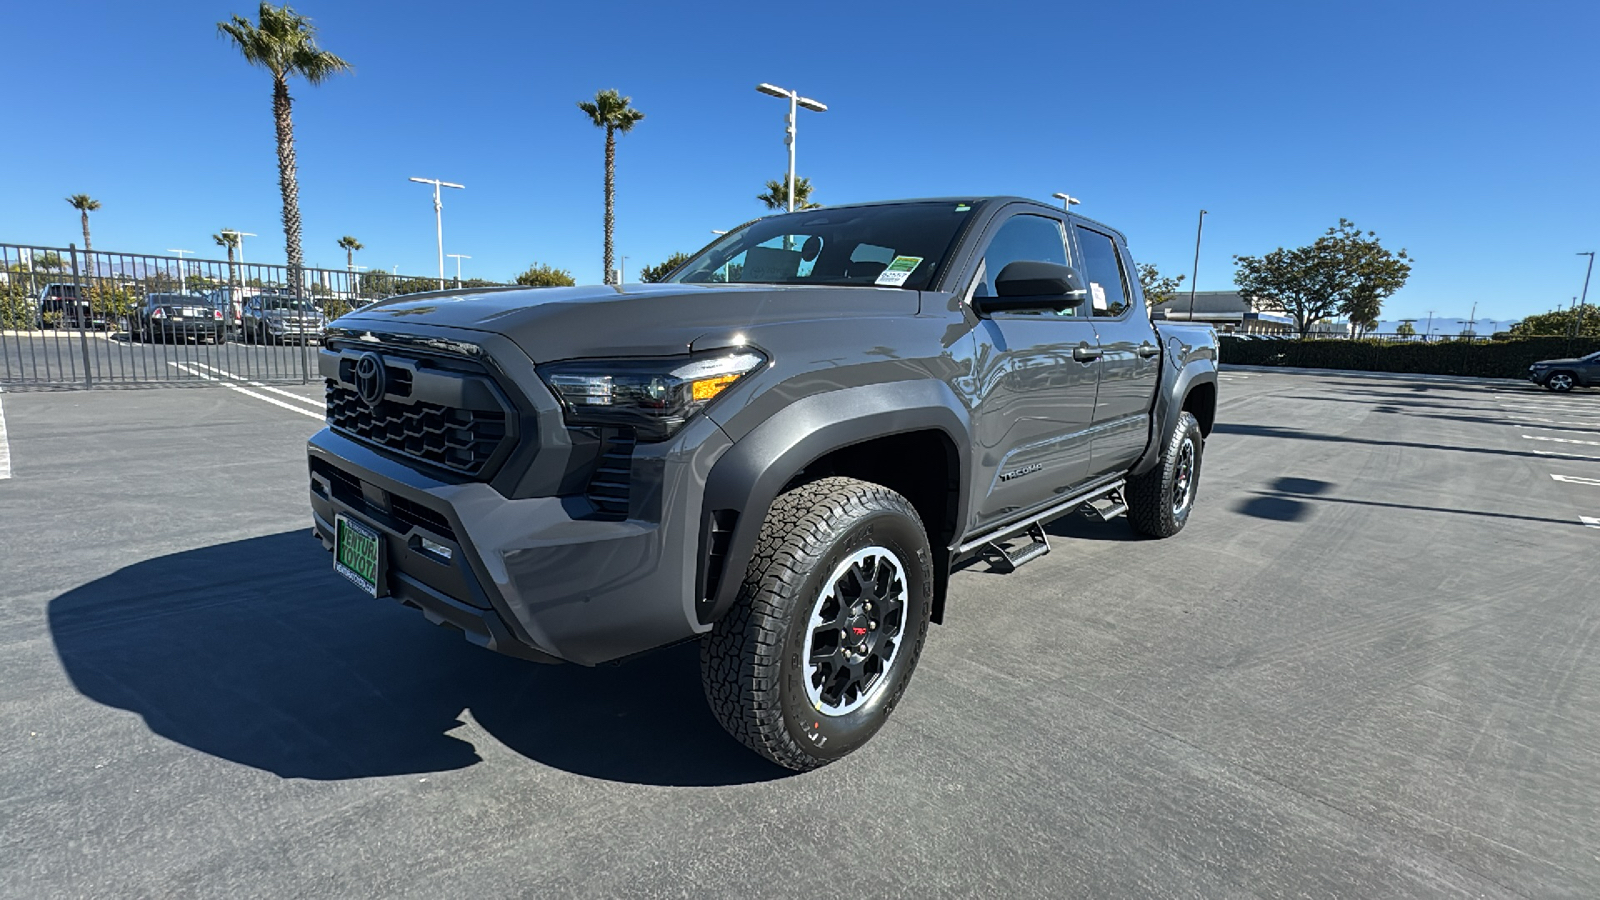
[242,295,327,345]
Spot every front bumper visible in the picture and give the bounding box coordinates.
[308,410,731,667]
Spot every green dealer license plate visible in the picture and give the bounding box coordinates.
[334,514,383,596]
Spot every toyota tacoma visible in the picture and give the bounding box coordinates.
[307,197,1219,770]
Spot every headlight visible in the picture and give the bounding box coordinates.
[538,351,766,441]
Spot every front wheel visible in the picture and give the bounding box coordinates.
[1127,410,1204,538]
[1546,372,1576,392]
[701,476,933,771]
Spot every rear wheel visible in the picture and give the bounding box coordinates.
[1546,372,1576,392]
[701,476,933,771]
[1128,410,1203,538]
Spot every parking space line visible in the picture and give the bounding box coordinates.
[1551,474,1600,486]
[1582,517,1600,529]
[0,390,10,480]
[168,362,323,421]
[1522,434,1600,447]
[180,361,322,408]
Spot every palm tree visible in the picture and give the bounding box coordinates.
[66,194,101,253]
[576,89,644,284]
[214,230,241,287]
[757,176,819,211]
[337,235,362,271]
[218,3,350,290]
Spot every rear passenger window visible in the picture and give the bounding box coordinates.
[1074,226,1131,317]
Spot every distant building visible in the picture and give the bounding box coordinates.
[1151,291,1294,334]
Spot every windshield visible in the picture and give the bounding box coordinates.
[667,201,978,291]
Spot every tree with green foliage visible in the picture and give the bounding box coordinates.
[1137,263,1186,308]
[1395,321,1416,337]
[214,229,242,287]
[1508,305,1600,338]
[337,235,363,272]
[66,194,101,253]
[638,252,691,283]
[31,251,65,271]
[757,175,819,211]
[1232,219,1411,337]
[218,3,351,288]
[515,263,576,287]
[576,89,645,284]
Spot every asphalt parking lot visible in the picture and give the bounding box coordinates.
[2,368,1597,899]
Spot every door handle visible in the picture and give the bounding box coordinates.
[1072,345,1103,362]
[1136,343,1160,359]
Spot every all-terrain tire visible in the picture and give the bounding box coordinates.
[700,476,933,771]
[1127,410,1203,538]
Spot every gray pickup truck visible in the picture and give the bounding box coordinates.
[307,197,1219,770]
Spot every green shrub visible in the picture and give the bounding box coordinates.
[1221,336,1600,379]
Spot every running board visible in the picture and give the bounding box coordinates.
[958,477,1127,558]
[988,522,1050,572]
[1082,488,1127,522]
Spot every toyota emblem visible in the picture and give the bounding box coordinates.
[353,352,387,407]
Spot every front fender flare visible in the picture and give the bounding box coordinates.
[698,380,971,625]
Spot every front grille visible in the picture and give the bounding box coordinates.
[311,456,458,541]
[327,382,508,476]
[586,429,637,518]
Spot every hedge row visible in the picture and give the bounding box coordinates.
[1220,336,1600,380]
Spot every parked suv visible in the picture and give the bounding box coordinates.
[306,197,1220,769]
[1529,350,1600,392]
[243,294,327,344]
[34,283,108,330]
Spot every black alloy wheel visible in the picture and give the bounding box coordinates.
[702,476,933,771]
[1127,410,1204,538]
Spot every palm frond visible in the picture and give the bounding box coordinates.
[218,2,350,82]
[578,89,644,131]
[65,194,101,212]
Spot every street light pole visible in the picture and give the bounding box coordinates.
[447,253,471,287]
[1575,251,1594,337]
[756,83,827,213]
[220,230,256,266]
[1052,192,1080,212]
[1188,209,1208,320]
[410,176,465,289]
[167,249,195,294]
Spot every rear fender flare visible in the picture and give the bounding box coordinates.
[1131,359,1217,477]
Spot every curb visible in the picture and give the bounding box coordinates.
[1220,365,1530,387]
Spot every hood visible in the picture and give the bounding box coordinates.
[333,282,920,362]
[1532,358,1579,366]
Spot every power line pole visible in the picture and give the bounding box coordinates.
[1575,252,1594,337]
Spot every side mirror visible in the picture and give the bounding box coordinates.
[977,261,1088,314]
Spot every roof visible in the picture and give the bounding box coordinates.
[755,196,1129,244]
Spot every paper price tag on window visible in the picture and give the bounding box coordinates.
[875,256,924,287]
[1090,282,1107,311]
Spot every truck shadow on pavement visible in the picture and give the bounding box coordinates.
[47,532,787,787]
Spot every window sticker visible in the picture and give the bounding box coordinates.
[875,255,924,287]
[1090,282,1107,311]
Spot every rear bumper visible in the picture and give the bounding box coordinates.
[307,416,731,666]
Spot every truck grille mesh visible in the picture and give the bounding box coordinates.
[326,382,508,476]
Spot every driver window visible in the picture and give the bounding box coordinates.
[971,214,1073,316]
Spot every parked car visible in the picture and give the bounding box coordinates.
[1528,350,1600,392]
[306,196,1221,771]
[243,295,327,344]
[133,293,226,343]
[34,283,109,330]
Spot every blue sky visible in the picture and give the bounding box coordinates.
[3,0,1596,324]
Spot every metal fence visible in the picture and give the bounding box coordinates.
[0,243,501,387]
